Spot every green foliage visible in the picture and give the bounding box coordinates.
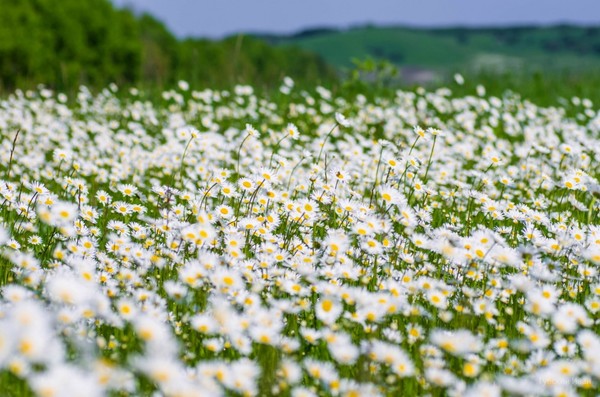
[343,57,400,96]
[0,0,142,90]
[138,13,179,86]
[0,0,337,92]
[175,35,336,89]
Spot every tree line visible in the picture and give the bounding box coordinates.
[0,0,337,92]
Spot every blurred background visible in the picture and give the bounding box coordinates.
[1,0,600,103]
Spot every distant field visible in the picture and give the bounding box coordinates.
[265,25,600,79]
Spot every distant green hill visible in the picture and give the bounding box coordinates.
[264,25,600,82]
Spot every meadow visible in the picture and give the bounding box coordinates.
[0,78,599,396]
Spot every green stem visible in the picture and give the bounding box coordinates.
[269,135,288,167]
[588,198,597,224]
[236,134,251,177]
[316,123,339,166]
[5,129,21,182]
[423,135,437,182]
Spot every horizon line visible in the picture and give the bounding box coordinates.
[172,21,600,40]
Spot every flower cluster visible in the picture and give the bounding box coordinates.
[0,82,599,396]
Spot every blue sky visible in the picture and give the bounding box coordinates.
[112,0,600,38]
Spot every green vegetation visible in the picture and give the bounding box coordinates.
[269,25,600,72]
[176,36,335,90]
[0,0,336,93]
